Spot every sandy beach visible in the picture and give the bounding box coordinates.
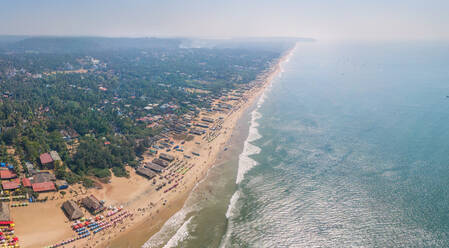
[11,47,294,248]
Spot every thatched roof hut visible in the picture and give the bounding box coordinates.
[82,195,104,214]
[136,167,156,179]
[144,162,165,173]
[159,153,174,162]
[152,158,169,167]
[62,200,84,220]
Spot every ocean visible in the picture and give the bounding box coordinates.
[143,41,449,248]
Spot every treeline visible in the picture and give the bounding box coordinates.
[0,39,292,185]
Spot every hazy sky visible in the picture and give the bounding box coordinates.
[1,0,449,41]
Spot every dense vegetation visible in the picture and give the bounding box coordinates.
[0,36,293,184]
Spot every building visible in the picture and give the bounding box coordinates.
[32,172,56,183]
[1,181,19,190]
[0,170,17,180]
[82,195,104,214]
[144,162,165,173]
[22,178,32,188]
[195,123,209,129]
[32,182,56,192]
[49,151,62,162]
[190,129,205,135]
[152,158,169,167]
[136,167,156,179]
[55,180,68,190]
[201,117,214,123]
[62,200,84,220]
[159,153,174,162]
[39,153,54,167]
[0,203,10,222]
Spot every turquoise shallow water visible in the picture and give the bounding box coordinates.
[145,41,449,248]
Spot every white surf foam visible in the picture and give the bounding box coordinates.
[142,154,218,248]
[142,206,193,248]
[162,216,194,248]
[235,82,268,184]
[225,191,241,218]
[221,46,297,248]
[220,191,240,248]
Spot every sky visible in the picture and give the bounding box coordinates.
[1,0,449,41]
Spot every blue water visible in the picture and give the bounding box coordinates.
[144,41,449,248]
[225,42,449,247]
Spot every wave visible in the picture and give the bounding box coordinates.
[235,84,268,184]
[142,205,194,248]
[162,216,194,248]
[142,152,219,248]
[225,191,241,218]
[221,46,297,248]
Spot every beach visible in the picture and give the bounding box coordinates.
[12,47,294,248]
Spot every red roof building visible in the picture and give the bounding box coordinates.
[0,170,17,180]
[1,181,19,190]
[22,178,32,187]
[32,182,56,192]
[40,153,54,165]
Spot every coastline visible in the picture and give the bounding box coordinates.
[97,46,295,248]
[13,46,295,248]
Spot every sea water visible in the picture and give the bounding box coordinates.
[145,41,449,247]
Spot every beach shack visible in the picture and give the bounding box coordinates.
[0,170,17,180]
[195,123,209,129]
[62,200,84,220]
[159,153,174,162]
[144,162,165,173]
[39,152,54,168]
[1,181,19,191]
[201,117,214,123]
[82,195,105,214]
[0,203,10,222]
[136,167,156,179]
[32,181,56,192]
[22,178,32,188]
[190,129,205,135]
[152,158,169,167]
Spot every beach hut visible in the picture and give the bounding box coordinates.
[143,163,165,173]
[0,170,17,180]
[62,200,84,220]
[1,181,19,191]
[22,178,32,188]
[82,195,104,214]
[32,182,56,192]
[39,153,54,167]
[159,153,174,162]
[152,158,169,167]
[201,117,214,123]
[136,167,156,179]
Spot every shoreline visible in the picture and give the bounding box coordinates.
[13,46,295,248]
[105,47,294,248]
